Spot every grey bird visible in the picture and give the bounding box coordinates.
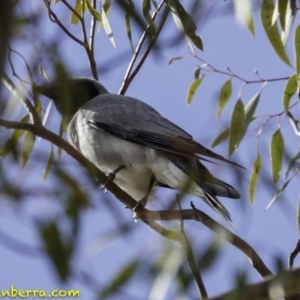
[36,78,241,220]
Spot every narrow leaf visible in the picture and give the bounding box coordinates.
[233,0,255,35]
[1,130,24,158]
[249,154,262,204]
[0,115,29,158]
[281,0,296,45]
[103,0,111,13]
[101,261,138,298]
[22,131,35,168]
[167,0,203,51]
[40,222,71,281]
[229,100,245,156]
[125,0,135,52]
[265,178,291,210]
[270,129,284,183]
[271,0,279,26]
[242,91,261,142]
[278,0,288,30]
[211,127,230,148]
[142,0,156,35]
[86,1,102,22]
[218,79,232,117]
[295,24,300,78]
[71,0,83,24]
[244,91,260,124]
[186,78,202,105]
[283,74,297,111]
[42,145,54,182]
[101,7,116,47]
[261,0,291,66]
[168,56,183,65]
[285,146,300,178]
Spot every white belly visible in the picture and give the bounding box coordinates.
[69,113,205,201]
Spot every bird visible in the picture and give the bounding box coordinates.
[36,78,241,221]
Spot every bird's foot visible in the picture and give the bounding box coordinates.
[132,198,147,222]
[100,165,126,191]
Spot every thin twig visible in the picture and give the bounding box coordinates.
[119,1,169,95]
[87,0,98,80]
[60,0,98,80]
[195,56,290,85]
[44,0,86,47]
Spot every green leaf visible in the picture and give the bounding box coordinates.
[211,127,230,148]
[249,154,262,205]
[40,222,72,281]
[142,0,156,36]
[270,129,284,183]
[280,0,296,45]
[168,56,183,65]
[86,1,102,22]
[218,79,232,117]
[295,24,300,78]
[244,91,260,124]
[285,146,300,178]
[167,0,203,51]
[55,168,89,207]
[233,0,255,35]
[261,0,291,66]
[125,0,135,52]
[265,178,291,210]
[1,115,29,159]
[186,78,202,105]
[103,0,111,13]
[101,7,116,47]
[278,0,288,30]
[42,145,54,182]
[101,261,138,298]
[283,74,297,111]
[193,67,200,80]
[71,0,85,24]
[271,0,279,26]
[22,131,35,168]
[229,99,245,156]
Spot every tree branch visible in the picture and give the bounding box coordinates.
[0,118,274,295]
[138,208,273,279]
[210,267,300,300]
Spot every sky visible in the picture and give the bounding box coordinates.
[1,1,300,299]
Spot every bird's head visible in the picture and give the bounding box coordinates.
[35,78,109,122]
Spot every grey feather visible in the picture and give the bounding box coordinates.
[37,78,242,220]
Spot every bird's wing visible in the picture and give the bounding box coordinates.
[82,94,243,168]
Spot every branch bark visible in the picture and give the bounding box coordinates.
[211,267,300,300]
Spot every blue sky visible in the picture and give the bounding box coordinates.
[1,1,300,299]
